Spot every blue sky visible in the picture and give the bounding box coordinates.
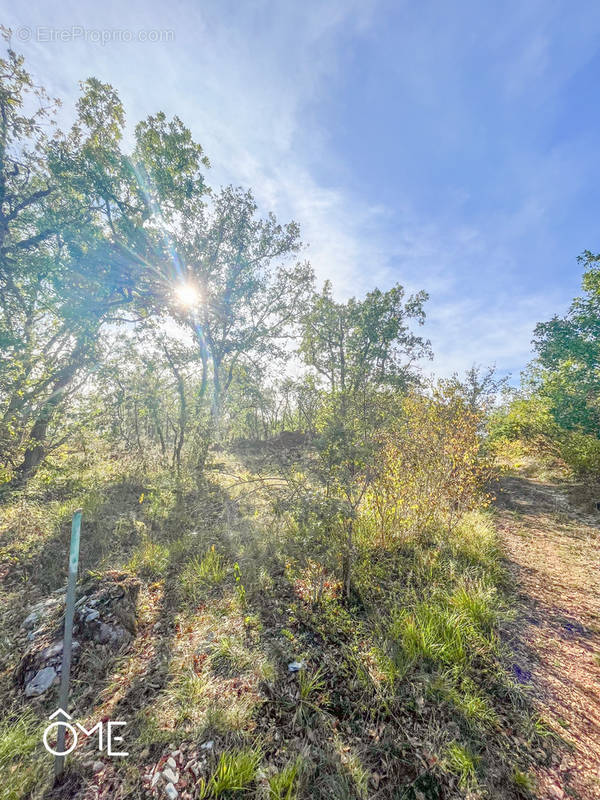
[5,0,600,379]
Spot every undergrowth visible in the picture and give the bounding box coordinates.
[0,450,548,800]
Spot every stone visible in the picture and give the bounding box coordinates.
[24,666,57,697]
[22,611,42,630]
[151,772,162,788]
[85,609,100,622]
[92,760,104,773]
[164,783,179,800]
[167,756,177,769]
[21,598,60,629]
[39,640,79,663]
[287,660,305,672]
[93,622,129,646]
[75,595,89,608]
[200,740,214,750]
[162,767,179,784]
[40,641,64,660]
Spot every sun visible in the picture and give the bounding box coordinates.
[174,282,201,309]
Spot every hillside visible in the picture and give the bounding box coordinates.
[3,444,597,800]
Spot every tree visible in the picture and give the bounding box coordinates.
[299,282,430,598]
[532,251,600,435]
[0,44,210,487]
[300,281,430,400]
[172,185,314,426]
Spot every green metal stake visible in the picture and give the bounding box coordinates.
[55,509,82,779]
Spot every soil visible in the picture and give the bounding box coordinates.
[496,470,600,799]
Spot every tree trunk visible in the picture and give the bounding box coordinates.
[9,364,78,488]
[342,517,354,601]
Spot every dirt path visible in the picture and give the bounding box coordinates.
[496,472,600,799]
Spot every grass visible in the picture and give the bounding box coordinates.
[180,546,227,603]
[512,767,535,795]
[444,741,480,788]
[268,758,303,800]
[127,537,171,578]
[0,448,552,800]
[198,747,262,797]
[0,710,45,800]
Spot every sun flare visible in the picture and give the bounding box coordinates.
[174,282,201,309]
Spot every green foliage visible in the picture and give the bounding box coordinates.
[128,537,171,578]
[198,748,261,797]
[268,758,302,800]
[365,386,493,542]
[488,393,559,444]
[0,710,45,800]
[557,430,600,476]
[512,767,535,795]
[233,561,246,606]
[532,251,600,435]
[444,741,479,788]
[300,281,430,395]
[180,546,226,602]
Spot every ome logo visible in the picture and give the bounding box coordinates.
[43,708,129,757]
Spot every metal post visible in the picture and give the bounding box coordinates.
[55,509,82,778]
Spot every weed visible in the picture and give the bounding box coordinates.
[268,757,302,800]
[512,767,535,795]
[444,741,479,788]
[128,538,170,578]
[233,561,246,607]
[0,710,46,800]
[180,546,226,603]
[294,666,327,725]
[198,747,261,797]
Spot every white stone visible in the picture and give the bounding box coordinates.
[164,782,179,799]
[162,767,179,784]
[24,666,57,696]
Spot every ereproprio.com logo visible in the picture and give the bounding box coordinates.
[43,708,129,757]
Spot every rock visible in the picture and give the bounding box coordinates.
[164,783,178,800]
[24,666,57,697]
[93,622,130,646]
[40,641,64,661]
[21,598,63,629]
[27,627,45,641]
[22,611,43,630]
[167,756,177,769]
[288,660,305,672]
[92,760,104,773]
[162,767,179,784]
[75,595,89,608]
[151,772,162,788]
[200,740,214,750]
[85,609,100,622]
